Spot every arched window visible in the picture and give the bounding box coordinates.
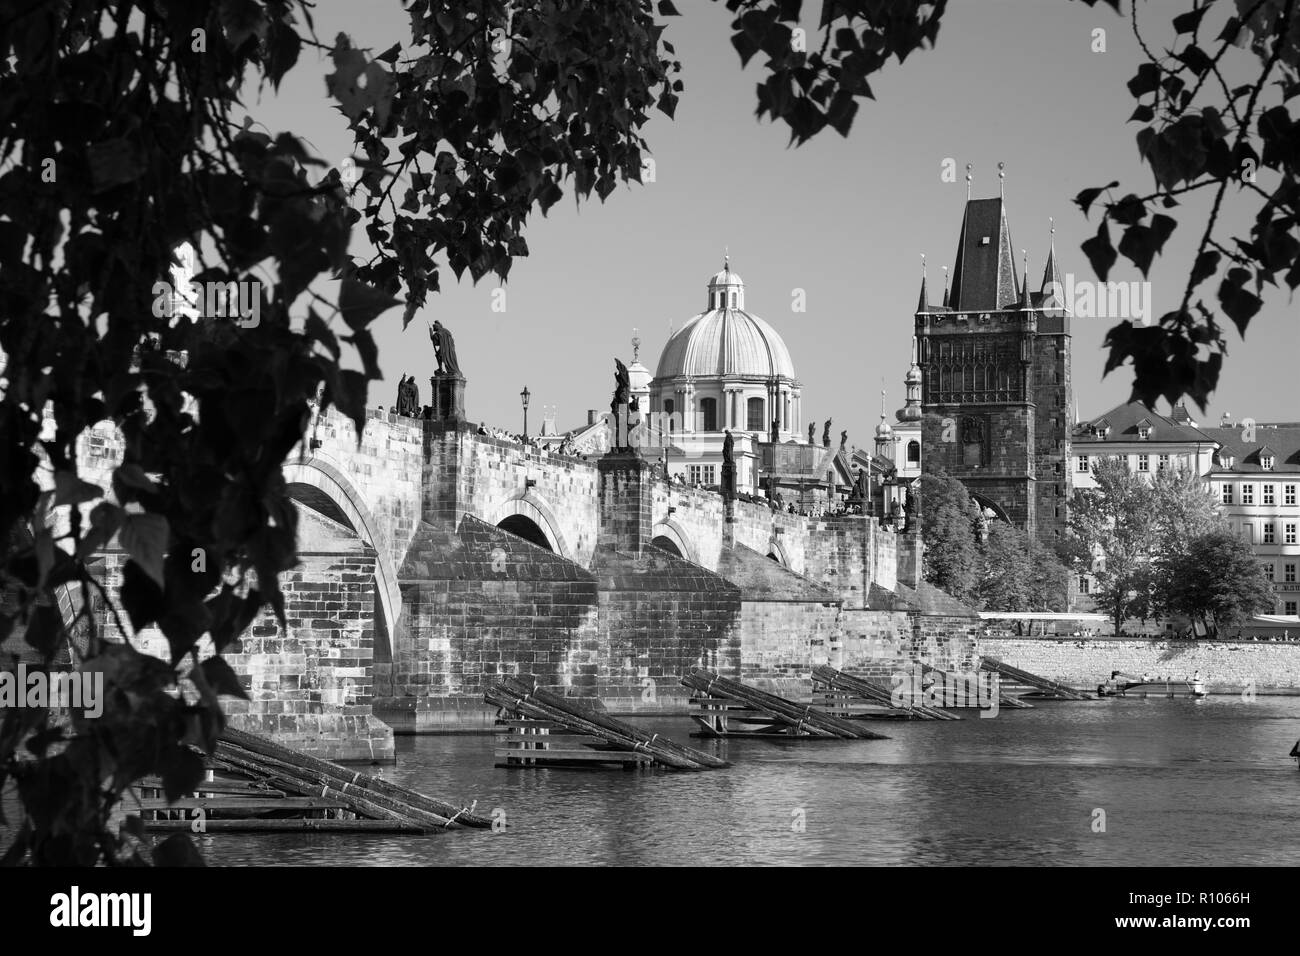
[665,398,675,433]
[907,440,920,464]
[700,397,717,432]
[746,397,765,432]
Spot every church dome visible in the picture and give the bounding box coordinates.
[654,263,796,381]
[875,418,894,439]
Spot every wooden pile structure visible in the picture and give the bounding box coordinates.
[135,726,492,833]
[920,661,1034,709]
[681,667,889,740]
[485,676,728,770]
[979,657,1093,701]
[812,665,961,720]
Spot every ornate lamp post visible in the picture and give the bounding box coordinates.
[520,385,531,437]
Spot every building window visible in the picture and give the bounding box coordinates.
[1222,483,1234,504]
[1262,454,1275,470]
[1077,455,1090,472]
[1157,454,1170,471]
[1137,454,1149,472]
[1242,484,1255,505]
[1287,601,1298,616]
[1263,562,1275,581]
[1078,576,1091,595]
[746,397,764,432]
[1264,523,1275,544]
[688,464,716,486]
[1287,523,1298,545]
[907,440,920,464]
[700,397,717,432]
[1286,563,1297,583]
[1264,484,1275,505]
[1287,485,1297,506]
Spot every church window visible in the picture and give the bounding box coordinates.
[907,440,920,464]
[700,397,717,432]
[746,397,765,432]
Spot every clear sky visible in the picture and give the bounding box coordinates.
[247,0,1298,446]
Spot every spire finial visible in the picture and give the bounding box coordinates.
[921,252,926,279]
[942,264,950,307]
[998,161,1006,199]
[632,327,641,363]
[724,246,729,273]
[965,162,972,200]
[880,385,887,420]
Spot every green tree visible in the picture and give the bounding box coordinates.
[1067,457,1157,634]
[0,0,677,867]
[971,520,1070,613]
[1164,529,1274,635]
[919,472,980,603]
[1147,466,1226,616]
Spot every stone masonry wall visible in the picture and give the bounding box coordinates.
[982,637,1300,692]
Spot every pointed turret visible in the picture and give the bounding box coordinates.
[1041,218,1064,294]
[916,255,929,312]
[949,197,1019,311]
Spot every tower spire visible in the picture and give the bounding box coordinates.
[1021,249,1032,308]
[1041,217,1064,295]
[917,253,928,312]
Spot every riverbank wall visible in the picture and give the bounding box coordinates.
[981,637,1300,694]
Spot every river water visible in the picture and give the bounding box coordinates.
[198,696,1300,866]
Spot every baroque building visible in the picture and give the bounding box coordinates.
[915,193,1073,547]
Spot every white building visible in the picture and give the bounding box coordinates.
[1197,418,1300,617]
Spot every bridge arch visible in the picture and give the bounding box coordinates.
[649,519,697,564]
[487,491,571,558]
[283,459,401,662]
[970,494,1010,523]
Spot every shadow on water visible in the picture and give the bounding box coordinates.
[182,696,1300,866]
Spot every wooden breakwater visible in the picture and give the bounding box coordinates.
[485,675,728,770]
[136,726,492,833]
[681,667,889,739]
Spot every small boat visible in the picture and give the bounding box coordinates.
[1190,677,1207,698]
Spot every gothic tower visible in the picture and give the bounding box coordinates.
[915,191,1072,549]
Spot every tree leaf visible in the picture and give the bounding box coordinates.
[198,656,249,699]
[119,513,169,589]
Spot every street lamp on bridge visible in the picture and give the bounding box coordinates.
[520,385,531,437]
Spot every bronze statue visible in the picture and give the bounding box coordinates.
[405,374,419,415]
[823,419,832,447]
[808,422,815,445]
[771,417,779,443]
[428,320,462,376]
[840,429,848,450]
[722,428,734,466]
[394,375,407,415]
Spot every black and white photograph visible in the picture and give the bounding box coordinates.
[0,0,1295,931]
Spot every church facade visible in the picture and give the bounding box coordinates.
[915,195,1074,547]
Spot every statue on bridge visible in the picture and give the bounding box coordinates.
[395,374,420,417]
[722,428,734,466]
[808,422,815,445]
[840,429,848,451]
[611,358,638,449]
[822,418,832,448]
[721,428,736,510]
[428,320,462,376]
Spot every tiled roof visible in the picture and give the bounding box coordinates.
[949,198,1019,311]
[1199,424,1300,473]
[1073,400,1214,446]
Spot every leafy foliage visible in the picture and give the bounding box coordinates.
[921,472,1068,610]
[1164,528,1274,632]
[919,472,981,601]
[1074,0,1300,410]
[0,0,679,866]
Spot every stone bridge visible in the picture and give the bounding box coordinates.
[13,403,980,761]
